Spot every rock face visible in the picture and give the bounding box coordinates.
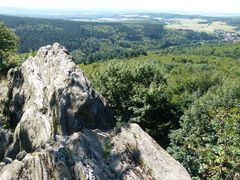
[0,79,13,161]
[0,78,8,123]
[0,43,191,179]
[4,43,113,156]
[109,124,190,179]
[0,128,12,161]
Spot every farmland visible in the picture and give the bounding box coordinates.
[165,18,237,33]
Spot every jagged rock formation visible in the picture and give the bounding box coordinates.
[0,43,191,180]
[4,43,113,157]
[0,78,8,123]
[0,79,12,161]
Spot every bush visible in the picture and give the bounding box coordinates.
[87,60,179,148]
[168,82,240,179]
[82,47,240,179]
[0,22,19,72]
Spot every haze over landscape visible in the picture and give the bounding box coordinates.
[1,0,240,15]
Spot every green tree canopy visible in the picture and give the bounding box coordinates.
[0,22,18,71]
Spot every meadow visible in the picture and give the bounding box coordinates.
[165,18,237,33]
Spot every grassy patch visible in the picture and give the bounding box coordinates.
[165,18,236,33]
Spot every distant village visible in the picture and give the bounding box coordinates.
[215,30,240,42]
[162,17,240,43]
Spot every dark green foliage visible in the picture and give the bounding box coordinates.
[84,60,177,147]
[0,15,216,64]
[82,54,225,148]
[0,22,19,71]
[168,82,240,179]
[72,47,147,64]
[82,45,240,178]
[159,42,240,59]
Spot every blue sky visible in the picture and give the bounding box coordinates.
[1,0,240,13]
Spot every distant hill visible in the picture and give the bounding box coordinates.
[0,14,217,63]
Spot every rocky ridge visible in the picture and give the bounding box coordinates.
[0,43,191,180]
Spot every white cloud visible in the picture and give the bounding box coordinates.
[0,0,240,13]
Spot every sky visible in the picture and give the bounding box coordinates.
[1,0,240,14]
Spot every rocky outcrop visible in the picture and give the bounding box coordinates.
[4,43,113,156]
[0,78,8,123]
[0,124,191,180]
[0,79,12,161]
[0,43,191,179]
[109,124,190,179]
[0,128,12,161]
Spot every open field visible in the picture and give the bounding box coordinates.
[165,18,236,33]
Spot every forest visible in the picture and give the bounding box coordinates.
[82,44,240,179]
[0,15,240,179]
[0,15,217,64]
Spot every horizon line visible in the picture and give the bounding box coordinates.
[0,7,240,17]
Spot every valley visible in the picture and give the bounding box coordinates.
[0,9,240,179]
